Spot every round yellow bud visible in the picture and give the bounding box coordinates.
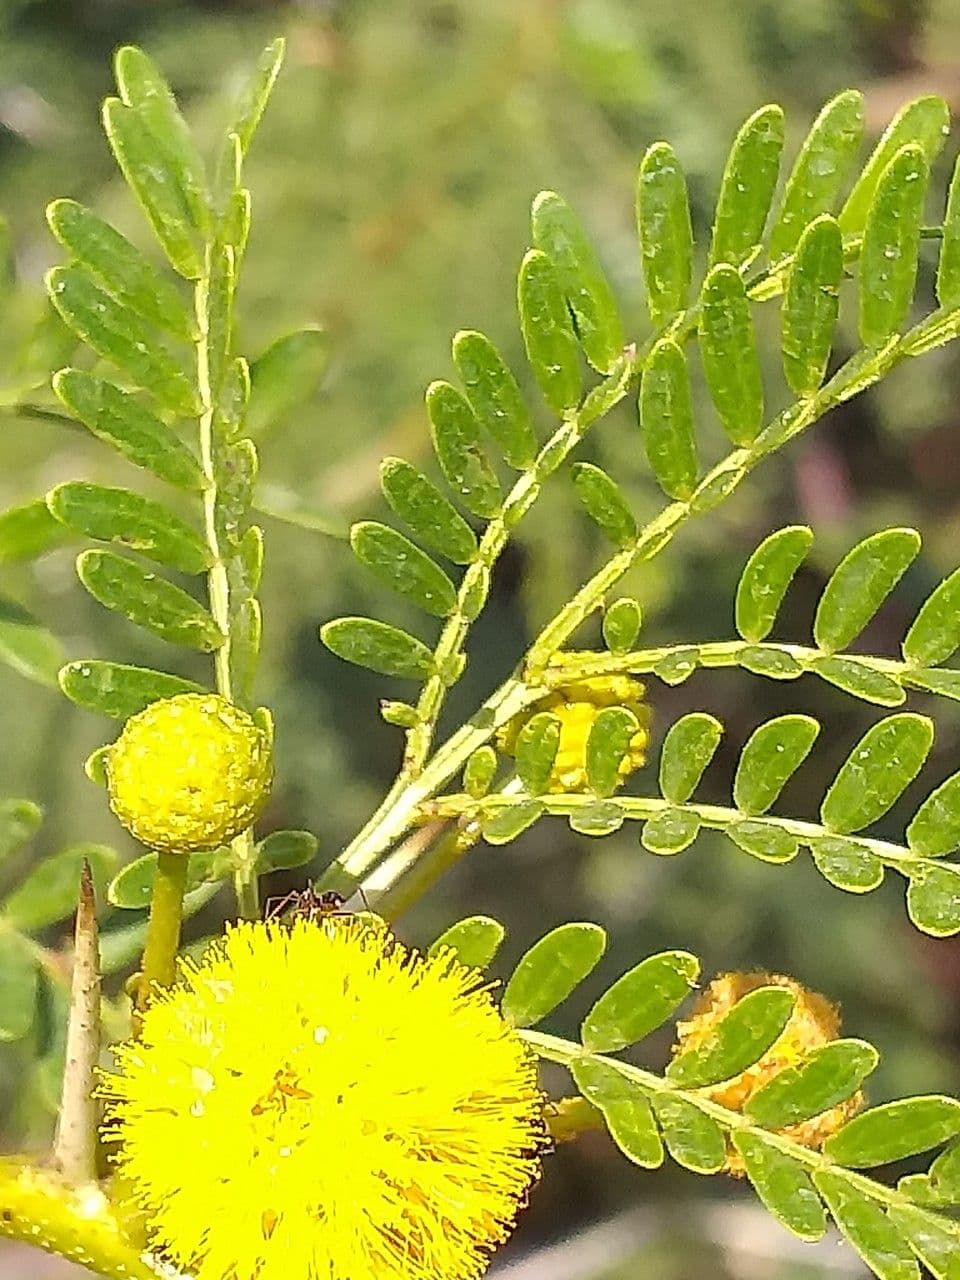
[105,693,271,853]
[673,971,864,1174]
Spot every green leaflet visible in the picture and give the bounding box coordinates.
[46,199,195,341]
[0,500,69,563]
[639,337,698,500]
[745,1039,878,1128]
[581,950,699,1053]
[501,922,606,1028]
[739,526,814,641]
[859,145,929,347]
[109,849,230,909]
[768,90,864,262]
[814,528,921,654]
[426,380,502,518]
[0,928,38,1042]
[821,714,934,835]
[937,152,960,309]
[255,830,318,874]
[2,844,118,932]
[887,1202,960,1280]
[246,326,328,437]
[811,656,906,708]
[380,458,478,565]
[602,598,642,653]
[224,36,285,160]
[569,801,624,838]
[59,660,204,719]
[481,801,544,846]
[826,1096,960,1168]
[514,713,561,795]
[733,715,820,815]
[319,617,434,680]
[77,549,224,650]
[727,820,799,864]
[517,249,582,413]
[350,521,457,618]
[428,916,505,970]
[636,142,693,329]
[531,191,623,373]
[781,215,843,396]
[667,986,795,1088]
[649,1094,726,1174]
[737,646,803,680]
[452,330,537,469]
[47,264,198,415]
[699,265,764,447]
[733,1133,827,1241]
[463,747,498,799]
[810,837,885,894]
[570,463,636,547]
[640,808,701,856]
[571,1060,664,1168]
[814,1169,921,1280]
[53,370,204,491]
[709,104,784,271]
[585,706,641,797]
[903,567,960,667]
[48,482,210,575]
[0,596,65,688]
[906,865,960,938]
[907,772,960,858]
[659,713,723,804]
[0,800,42,864]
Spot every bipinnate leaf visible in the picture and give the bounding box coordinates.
[0,500,69,563]
[810,837,885,894]
[570,463,636,547]
[54,371,204,491]
[0,596,65,688]
[350,522,457,618]
[937,152,960,309]
[585,706,641,797]
[48,483,210,575]
[247,327,328,437]
[256,830,318,874]
[745,1040,878,1128]
[59,659,202,719]
[736,525,813,643]
[825,1097,960,1168]
[531,191,623,373]
[659,713,723,804]
[514,713,561,796]
[2,844,117,932]
[859,145,928,347]
[0,929,38,1041]
[734,715,820,816]
[639,337,698,500]
[768,90,864,262]
[502,922,606,1028]
[602,598,642,654]
[906,865,960,938]
[666,986,795,1088]
[426,381,502,518]
[814,528,921,654]
[0,800,42,864]
[428,916,505,970]
[77,550,224,650]
[380,459,478,565]
[907,773,960,858]
[781,215,843,396]
[903,567,960,667]
[733,1133,827,1241]
[709,104,784,270]
[517,250,582,413]
[699,265,764,447]
[821,714,933,834]
[452,330,537,469]
[636,141,694,329]
[649,1094,726,1174]
[571,1060,664,1168]
[581,950,699,1053]
[320,617,434,680]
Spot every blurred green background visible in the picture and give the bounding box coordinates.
[3,1,960,1276]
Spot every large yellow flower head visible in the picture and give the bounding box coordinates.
[101,918,544,1280]
[105,693,271,853]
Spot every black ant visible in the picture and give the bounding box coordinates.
[264,885,369,924]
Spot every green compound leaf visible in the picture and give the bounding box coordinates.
[380,458,478,566]
[77,550,223,650]
[570,463,636,547]
[452,330,537,469]
[0,800,42,864]
[514,712,561,796]
[781,215,843,396]
[887,1202,960,1280]
[814,528,921,654]
[47,483,210,575]
[108,848,228,909]
[811,656,906,708]
[709,104,784,271]
[46,199,195,342]
[745,1039,879,1128]
[636,141,694,329]
[903,567,960,667]
[640,808,701,855]
[821,713,933,834]
[225,36,285,160]
[937,152,960,309]
[256,830,318,874]
[517,249,582,413]
[531,191,623,373]
[659,713,723,804]
[2,843,118,932]
[699,265,764,447]
[839,95,949,237]
[825,1096,960,1168]
[585,706,641,798]
[666,986,795,1088]
[0,928,38,1042]
[426,380,502,519]
[859,145,929,347]
[649,1094,726,1174]
[768,90,865,262]
[571,1060,664,1168]
[814,1173,924,1280]
[581,950,699,1053]
[736,525,814,643]
[734,714,820,816]
[602,598,642,654]
[728,820,799,864]
[428,916,505,970]
[733,1133,828,1242]
[0,500,69,564]
[320,617,434,680]
[810,837,885,894]
[54,370,204,491]
[908,772,960,858]
[639,337,698,500]
[481,800,544,846]
[246,327,327,437]
[906,864,960,938]
[350,522,457,618]
[0,596,65,688]
[502,922,606,1028]
[59,659,203,719]
[47,265,198,416]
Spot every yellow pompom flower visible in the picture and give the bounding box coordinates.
[101,918,545,1280]
[499,657,650,792]
[673,971,864,1174]
[105,693,271,853]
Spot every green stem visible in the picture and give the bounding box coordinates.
[135,850,188,1026]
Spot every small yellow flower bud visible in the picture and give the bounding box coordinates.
[673,971,864,1174]
[105,693,271,853]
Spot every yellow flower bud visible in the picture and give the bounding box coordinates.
[105,693,271,853]
[673,971,864,1174]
